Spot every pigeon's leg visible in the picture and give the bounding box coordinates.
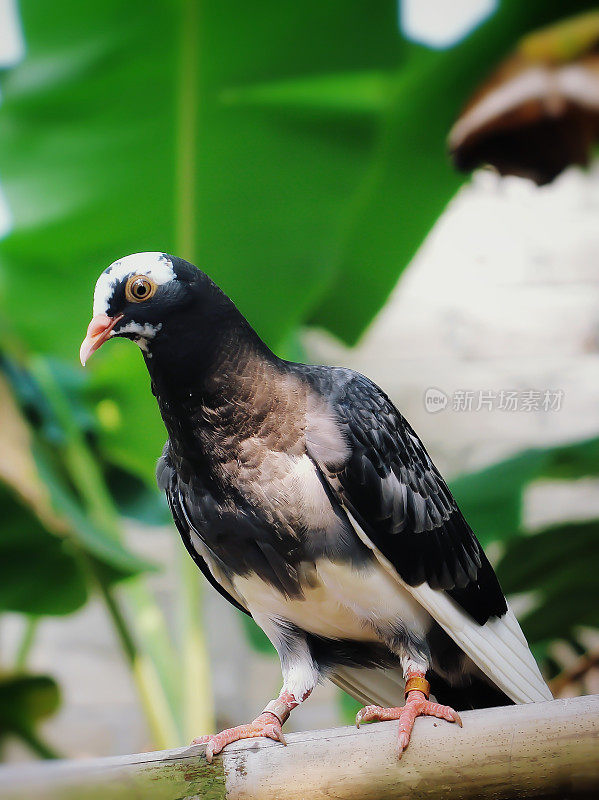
[355,670,462,755]
[193,688,311,763]
[193,622,318,762]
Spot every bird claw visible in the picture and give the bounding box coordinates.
[271,726,288,746]
[205,740,216,764]
[191,712,287,762]
[191,734,211,745]
[355,696,462,756]
[355,705,384,728]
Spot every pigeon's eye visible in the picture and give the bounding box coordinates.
[126,275,156,303]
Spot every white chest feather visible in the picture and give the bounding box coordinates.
[233,559,432,642]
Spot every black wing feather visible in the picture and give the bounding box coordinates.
[307,369,507,625]
[159,445,250,617]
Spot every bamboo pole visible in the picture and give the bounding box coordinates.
[0,695,597,800]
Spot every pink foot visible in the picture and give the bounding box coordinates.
[356,692,462,755]
[192,712,287,763]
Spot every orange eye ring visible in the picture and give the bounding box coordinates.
[125,275,157,303]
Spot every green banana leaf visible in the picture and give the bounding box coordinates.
[0,484,87,615]
[497,520,599,645]
[451,437,599,546]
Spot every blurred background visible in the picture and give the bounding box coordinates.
[0,0,598,762]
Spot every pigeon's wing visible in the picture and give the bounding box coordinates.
[157,444,250,617]
[306,370,551,704]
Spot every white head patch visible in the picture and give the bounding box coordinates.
[92,252,175,316]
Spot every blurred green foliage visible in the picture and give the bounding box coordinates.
[0,0,597,756]
[499,520,599,643]
[0,484,87,616]
[0,675,60,759]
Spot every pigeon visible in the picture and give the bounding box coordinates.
[81,252,552,761]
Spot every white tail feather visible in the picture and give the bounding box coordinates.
[344,507,552,705]
[409,585,552,704]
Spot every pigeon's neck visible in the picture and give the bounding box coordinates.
[146,313,274,390]
[143,308,283,447]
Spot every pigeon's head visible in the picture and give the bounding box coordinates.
[80,252,202,365]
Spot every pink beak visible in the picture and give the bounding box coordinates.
[79,313,123,366]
